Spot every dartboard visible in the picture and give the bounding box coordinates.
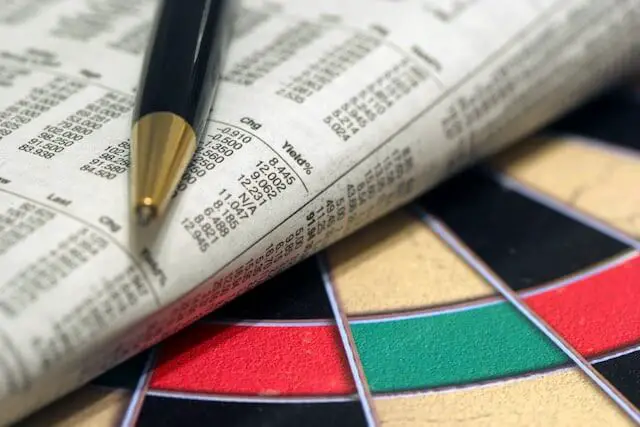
[19,83,640,426]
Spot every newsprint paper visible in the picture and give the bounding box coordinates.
[0,0,639,423]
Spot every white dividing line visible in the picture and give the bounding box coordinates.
[352,249,637,324]
[374,344,640,400]
[415,208,640,424]
[146,390,358,404]
[592,343,640,364]
[492,171,640,251]
[120,350,156,427]
[520,250,639,298]
[374,364,572,400]
[200,319,334,327]
[350,298,502,325]
[317,254,378,427]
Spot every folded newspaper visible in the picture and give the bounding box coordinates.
[0,0,639,424]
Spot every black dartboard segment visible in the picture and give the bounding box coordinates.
[551,86,640,152]
[419,169,630,291]
[208,258,333,321]
[595,350,640,409]
[136,396,368,427]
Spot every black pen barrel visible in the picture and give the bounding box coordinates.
[134,0,233,135]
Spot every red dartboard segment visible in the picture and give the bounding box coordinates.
[149,324,356,396]
[524,253,640,356]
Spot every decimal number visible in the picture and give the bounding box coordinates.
[182,216,217,253]
[182,197,241,253]
[18,144,54,159]
[19,91,132,160]
[79,140,130,181]
[176,126,253,192]
[238,157,296,204]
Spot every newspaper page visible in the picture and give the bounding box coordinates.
[0,0,639,423]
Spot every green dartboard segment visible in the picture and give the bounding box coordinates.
[350,301,568,393]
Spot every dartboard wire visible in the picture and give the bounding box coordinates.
[120,349,157,427]
[351,247,636,324]
[488,169,640,251]
[351,298,503,324]
[593,343,640,364]
[146,390,359,404]
[374,342,640,400]
[518,249,638,298]
[200,319,334,327]
[376,364,573,400]
[317,253,379,427]
[415,208,640,424]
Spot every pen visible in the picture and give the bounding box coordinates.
[131,0,233,226]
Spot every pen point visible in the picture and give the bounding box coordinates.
[136,204,156,227]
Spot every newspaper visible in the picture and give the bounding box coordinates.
[0,0,639,424]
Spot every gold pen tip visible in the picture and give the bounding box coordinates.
[136,203,157,227]
[131,112,197,227]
